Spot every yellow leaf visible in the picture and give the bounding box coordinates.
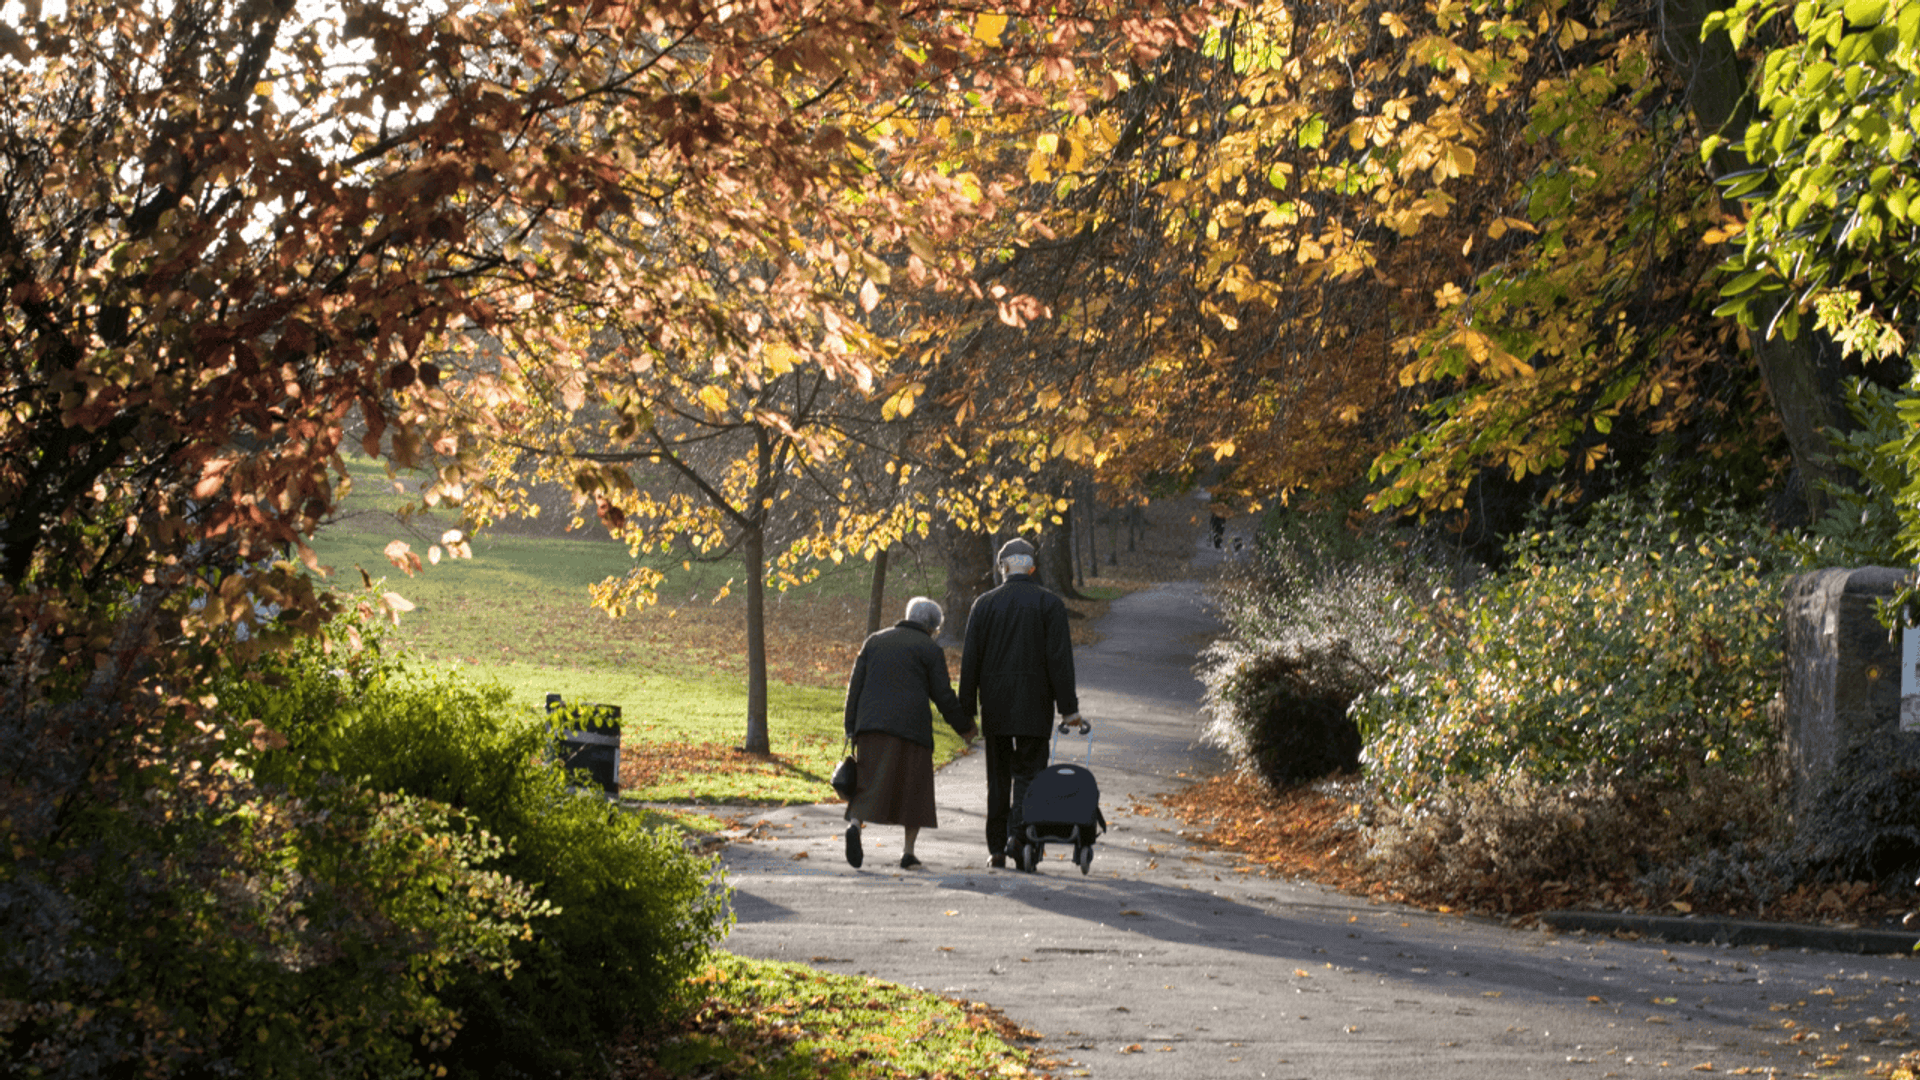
[974,12,1008,45]
[697,384,728,414]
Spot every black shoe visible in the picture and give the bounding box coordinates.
[989,854,1006,869]
[845,823,863,868]
[899,854,922,870]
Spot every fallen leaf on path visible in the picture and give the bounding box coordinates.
[1119,1044,1142,1054]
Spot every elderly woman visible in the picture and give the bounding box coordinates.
[842,596,978,869]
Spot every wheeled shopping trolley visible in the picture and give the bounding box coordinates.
[1017,721,1107,874]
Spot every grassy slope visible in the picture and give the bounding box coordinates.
[311,463,967,806]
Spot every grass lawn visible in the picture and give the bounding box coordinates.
[615,954,1058,1079]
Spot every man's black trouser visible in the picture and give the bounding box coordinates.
[984,734,1048,856]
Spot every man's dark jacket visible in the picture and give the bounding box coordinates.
[958,574,1079,738]
[844,621,970,746]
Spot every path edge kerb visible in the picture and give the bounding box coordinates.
[1540,909,1919,955]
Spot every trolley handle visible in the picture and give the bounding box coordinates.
[1050,717,1094,765]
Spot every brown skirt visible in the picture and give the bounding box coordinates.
[844,731,938,829]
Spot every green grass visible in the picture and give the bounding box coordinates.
[311,455,961,807]
[631,954,1046,1079]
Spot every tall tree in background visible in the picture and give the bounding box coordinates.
[424,2,1205,750]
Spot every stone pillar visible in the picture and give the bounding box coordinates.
[1781,567,1906,803]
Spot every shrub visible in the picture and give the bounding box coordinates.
[219,618,730,1078]
[1354,493,1788,802]
[1792,376,1911,569]
[1198,514,1440,788]
[1363,761,1791,914]
[1,680,545,1079]
[1792,730,1920,888]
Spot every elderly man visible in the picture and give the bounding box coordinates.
[958,537,1085,870]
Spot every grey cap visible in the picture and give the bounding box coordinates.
[997,537,1035,561]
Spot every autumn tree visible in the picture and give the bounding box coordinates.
[935,0,1799,538]
[411,3,1208,751]
[0,0,1211,1061]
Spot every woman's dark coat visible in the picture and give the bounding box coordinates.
[844,621,971,747]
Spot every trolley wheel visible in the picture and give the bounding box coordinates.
[1074,845,1093,875]
[1023,842,1042,873]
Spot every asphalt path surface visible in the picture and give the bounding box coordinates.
[717,547,1918,1079]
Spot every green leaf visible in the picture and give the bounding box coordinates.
[1844,0,1887,27]
[1720,270,1768,296]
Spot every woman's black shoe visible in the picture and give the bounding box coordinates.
[845,823,863,868]
[898,854,922,870]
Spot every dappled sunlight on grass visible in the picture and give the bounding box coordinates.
[614,954,1052,1080]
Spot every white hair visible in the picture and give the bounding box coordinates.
[1000,554,1035,578]
[905,596,943,631]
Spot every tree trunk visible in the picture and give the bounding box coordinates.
[1037,512,1089,598]
[865,546,890,636]
[940,520,996,648]
[1083,479,1098,583]
[742,521,770,754]
[1662,0,1857,524]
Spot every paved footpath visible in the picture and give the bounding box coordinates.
[719,570,1919,1079]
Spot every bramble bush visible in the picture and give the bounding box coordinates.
[216,612,730,1078]
[1353,494,1789,803]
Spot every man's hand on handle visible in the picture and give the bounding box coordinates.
[1058,713,1090,734]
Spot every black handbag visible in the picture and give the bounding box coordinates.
[831,740,858,799]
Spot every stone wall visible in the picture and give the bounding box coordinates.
[1780,566,1906,802]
